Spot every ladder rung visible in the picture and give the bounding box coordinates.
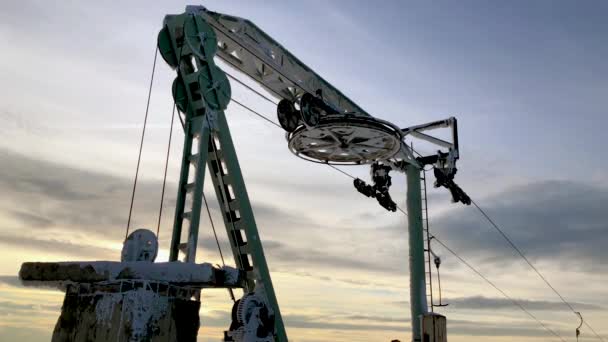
[178,242,188,253]
[185,183,196,192]
[183,211,192,219]
[189,154,200,165]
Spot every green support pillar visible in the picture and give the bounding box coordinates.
[406,164,428,341]
[159,11,288,341]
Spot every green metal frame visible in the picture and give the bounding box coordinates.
[158,12,287,341]
[406,165,428,342]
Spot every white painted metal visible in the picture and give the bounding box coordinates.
[421,313,447,342]
[186,5,369,116]
[288,120,402,164]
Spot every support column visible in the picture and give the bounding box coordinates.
[405,165,428,342]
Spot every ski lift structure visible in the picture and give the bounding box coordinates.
[157,6,471,341]
[17,5,472,342]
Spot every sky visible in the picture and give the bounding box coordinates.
[0,0,607,341]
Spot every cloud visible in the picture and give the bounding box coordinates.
[0,275,20,287]
[414,180,608,271]
[0,301,60,316]
[446,295,603,311]
[201,234,398,276]
[0,148,405,276]
[447,318,567,338]
[0,150,602,342]
[202,309,407,332]
[0,327,52,342]
[263,239,399,273]
[7,211,54,228]
[0,148,150,240]
[200,309,570,338]
[284,314,405,332]
[0,232,116,260]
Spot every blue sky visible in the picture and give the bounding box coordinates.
[0,1,607,341]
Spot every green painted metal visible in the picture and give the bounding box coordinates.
[406,164,429,342]
[171,76,189,113]
[157,26,178,68]
[159,11,288,341]
[198,65,231,110]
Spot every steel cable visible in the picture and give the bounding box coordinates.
[156,103,176,237]
[125,47,158,239]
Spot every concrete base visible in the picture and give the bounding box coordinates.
[52,285,200,342]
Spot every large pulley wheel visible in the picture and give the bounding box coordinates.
[288,116,402,164]
[277,99,300,132]
[299,93,321,127]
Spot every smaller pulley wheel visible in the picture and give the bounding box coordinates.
[198,65,232,110]
[277,99,300,132]
[157,26,178,68]
[183,15,218,58]
[172,76,188,113]
[300,93,321,127]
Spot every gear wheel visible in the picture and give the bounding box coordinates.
[225,293,275,342]
[237,293,264,324]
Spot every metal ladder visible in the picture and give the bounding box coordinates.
[205,122,262,292]
[169,78,213,264]
[421,169,435,312]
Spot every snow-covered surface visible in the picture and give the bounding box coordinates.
[19,261,241,288]
[95,291,122,326]
[81,261,216,282]
[223,265,241,285]
[95,288,169,341]
[124,289,169,341]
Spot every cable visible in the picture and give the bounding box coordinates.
[157,29,188,239]
[584,322,605,342]
[327,164,355,179]
[432,236,567,342]
[157,103,176,237]
[471,199,574,308]
[225,71,278,106]
[231,98,282,129]
[203,192,227,267]
[125,46,158,239]
[470,199,606,341]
